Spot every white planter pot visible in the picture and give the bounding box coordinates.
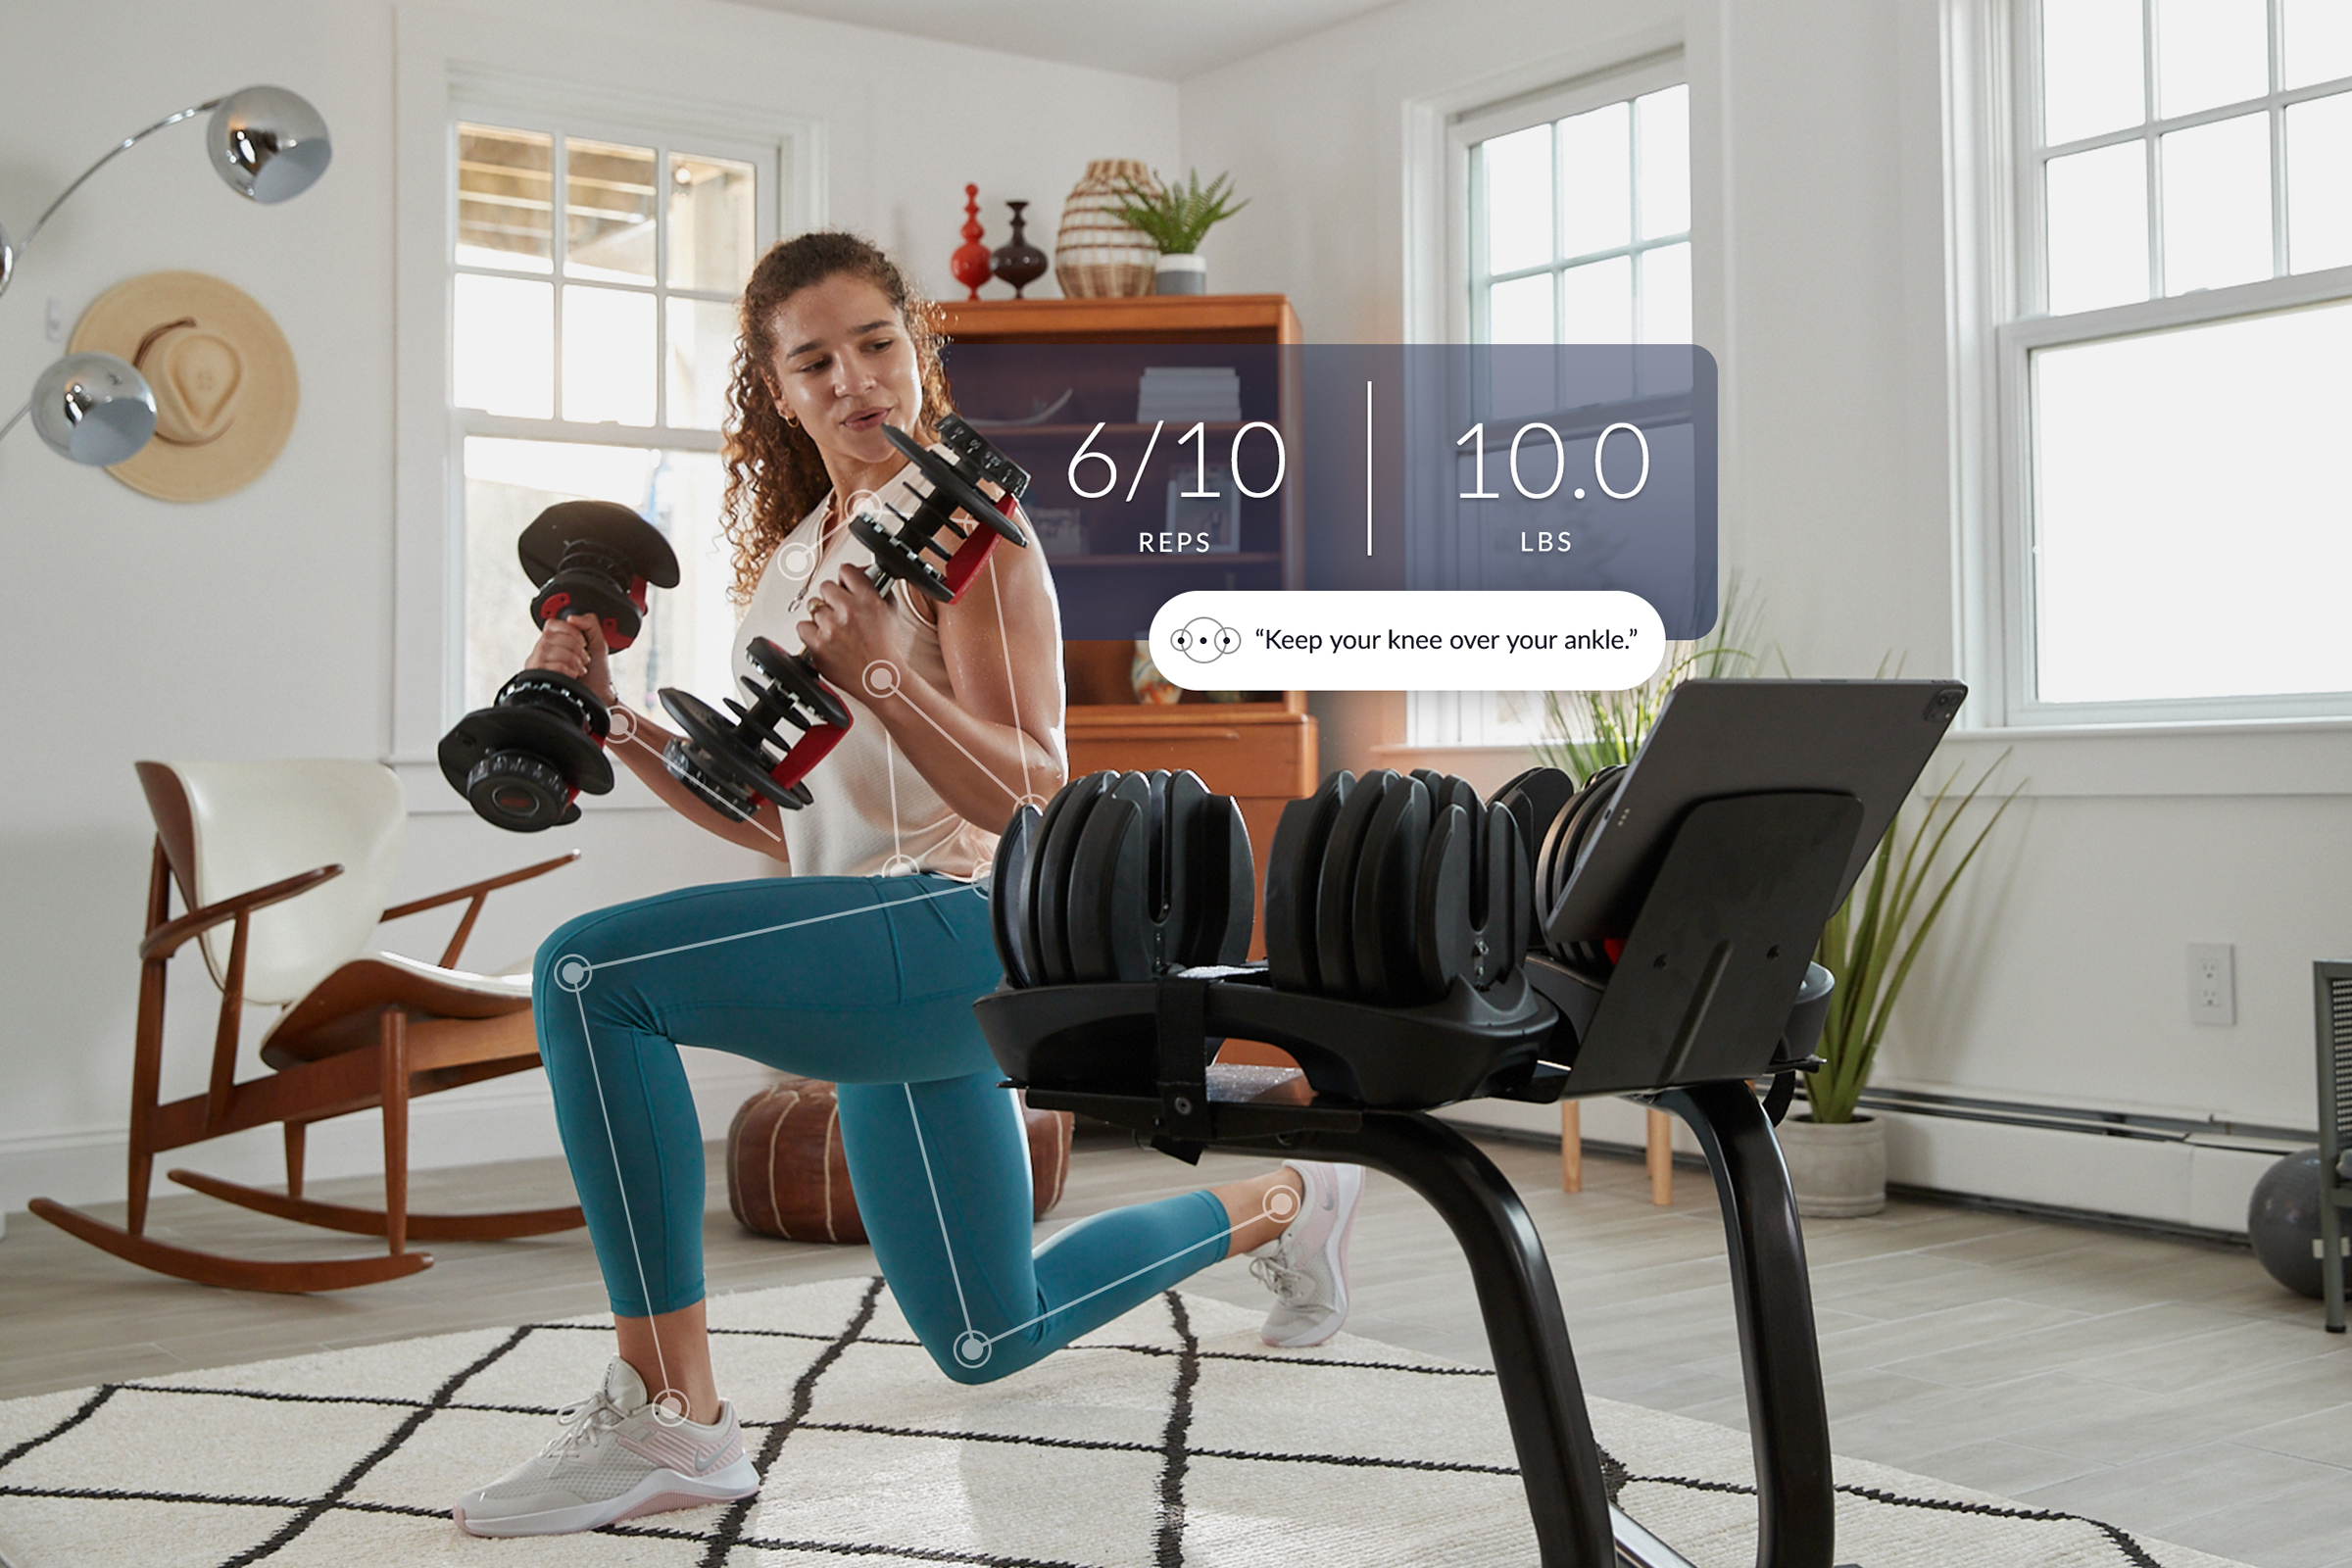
[1777,1114,1886,1217]
[1154,253,1207,295]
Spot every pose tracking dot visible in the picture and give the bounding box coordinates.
[863,660,902,697]
[1263,1185,1299,1223]
[955,1331,994,1367]
[554,955,595,993]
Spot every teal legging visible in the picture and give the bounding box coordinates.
[533,872,1231,1384]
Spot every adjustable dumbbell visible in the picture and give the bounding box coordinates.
[991,770,1254,988]
[1523,763,1629,972]
[1263,768,1528,1006]
[437,502,682,831]
[658,415,1031,821]
[519,499,683,653]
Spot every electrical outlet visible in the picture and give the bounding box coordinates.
[2187,942,2234,1026]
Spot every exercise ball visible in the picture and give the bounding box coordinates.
[2248,1149,2337,1299]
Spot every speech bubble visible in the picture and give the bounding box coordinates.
[1147,591,1666,691]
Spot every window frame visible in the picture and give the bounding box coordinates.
[445,100,780,723]
[388,47,821,806]
[1987,0,2352,728]
[1413,51,1689,748]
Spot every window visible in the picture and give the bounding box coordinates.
[2002,0,2352,721]
[1414,61,1692,747]
[450,110,780,718]
[1469,81,1690,347]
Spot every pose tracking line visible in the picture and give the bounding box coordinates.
[449,235,1361,1540]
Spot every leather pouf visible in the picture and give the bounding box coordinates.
[726,1075,1073,1244]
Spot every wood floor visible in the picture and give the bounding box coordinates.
[3,1130,2347,1568]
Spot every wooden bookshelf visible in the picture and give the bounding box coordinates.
[938,295,1315,955]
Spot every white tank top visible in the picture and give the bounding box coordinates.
[732,469,999,880]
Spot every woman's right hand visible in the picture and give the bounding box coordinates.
[526,612,614,704]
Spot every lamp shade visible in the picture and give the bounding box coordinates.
[29,353,157,466]
[207,86,331,205]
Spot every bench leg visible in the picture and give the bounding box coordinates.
[1659,1081,1837,1568]
[1292,1112,1616,1568]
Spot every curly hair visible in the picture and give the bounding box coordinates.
[719,231,956,605]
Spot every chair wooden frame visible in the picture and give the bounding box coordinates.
[31,811,588,1293]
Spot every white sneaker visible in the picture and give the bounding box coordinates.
[453,1357,759,1537]
[1249,1159,1365,1348]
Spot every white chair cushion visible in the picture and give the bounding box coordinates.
[365,949,533,1001]
[168,760,407,1007]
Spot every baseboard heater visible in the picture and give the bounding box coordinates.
[1837,1084,2315,1156]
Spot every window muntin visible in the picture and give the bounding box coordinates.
[1471,84,1690,347]
[450,115,770,719]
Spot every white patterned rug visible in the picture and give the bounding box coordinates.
[0,1277,2251,1568]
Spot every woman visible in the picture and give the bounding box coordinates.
[454,231,1364,1539]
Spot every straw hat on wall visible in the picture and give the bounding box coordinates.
[68,270,298,502]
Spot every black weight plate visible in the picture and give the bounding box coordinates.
[1494,767,1575,933]
[848,512,956,604]
[745,637,854,730]
[1033,771,1115,985]
[1488,808,1530,977]
[660,735,761,822]
[1316,770,1397,1001]
[517,500,682,589]
[531,571,646,645]
[438,701,612,799]
[990,806,1042,988]
[1414,803,1474,999]
[1067,773,1152,981]
[885,425,1029,545]
[1264,772,1350,993]
[657,688,808,813]
[1201,795,1256,966]
[1354,775,1436,1006]
[460,751,573,833]
[935,413,1034,503]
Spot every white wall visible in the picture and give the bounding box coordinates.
[1177,0,2352,1214]
[0,0,1178,1213]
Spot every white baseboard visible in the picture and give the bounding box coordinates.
[1439,1096,2277,1236]
[0,1052,781,1224]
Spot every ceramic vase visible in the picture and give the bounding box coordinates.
[1055,160,1159,299]
[991,201,1050,298]
[950,183,991,302]
[1776,1114,1886,1217]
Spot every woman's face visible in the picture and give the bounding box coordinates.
[763,273,926,475]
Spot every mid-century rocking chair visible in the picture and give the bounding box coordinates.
[29,760,586,1292]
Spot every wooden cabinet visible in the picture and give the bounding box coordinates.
[937,296,1316,955]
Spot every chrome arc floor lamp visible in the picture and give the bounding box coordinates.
[0,85,330,466]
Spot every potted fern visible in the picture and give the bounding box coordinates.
[1782,758,2019,1216]
[1113,169,1249,295]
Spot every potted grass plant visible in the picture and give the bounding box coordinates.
[1782,756,2020,1217]
[1532,576,1764,776]
[1113,169,1249,295]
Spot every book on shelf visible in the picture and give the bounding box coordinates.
[1136,366,1242,423]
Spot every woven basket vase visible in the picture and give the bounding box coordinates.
[727,1075,1074,1244]
[1054,160,1161,299]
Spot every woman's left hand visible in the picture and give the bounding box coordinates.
[798,564,913,696]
